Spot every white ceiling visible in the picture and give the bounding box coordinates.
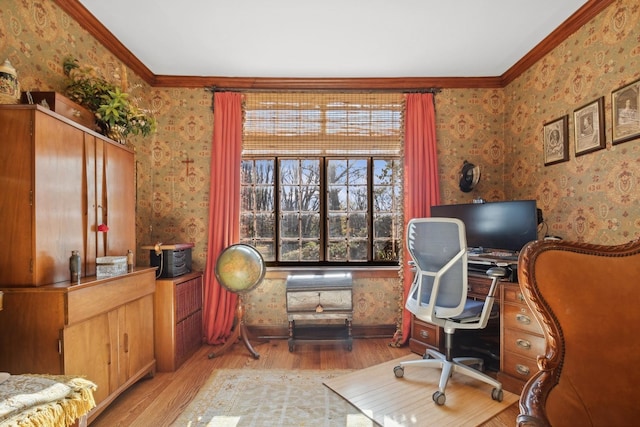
[77,0,588,78]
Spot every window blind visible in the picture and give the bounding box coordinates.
[242,92,405,156]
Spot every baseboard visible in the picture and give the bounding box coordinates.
[247,324,396,340]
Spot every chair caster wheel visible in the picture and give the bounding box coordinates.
[432,391,446,405]
[393,365,404,378]
[492,388,503,402]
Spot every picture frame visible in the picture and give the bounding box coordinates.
[543,115,569,166]
[574,96,605,156]
[612,78,640,145]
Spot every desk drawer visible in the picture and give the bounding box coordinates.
[411,318,440,348]
[502,351,539,381]
[503,285,526,304]
[503,328,545,358]
[503,303,543,334]
[286,289,352,312]
[467,275,492,299]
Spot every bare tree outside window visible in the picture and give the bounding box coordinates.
[240,157,401,265]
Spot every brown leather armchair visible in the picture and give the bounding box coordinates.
[516,238,640,426]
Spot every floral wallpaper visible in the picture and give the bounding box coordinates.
[1,0,638,331]
[504,1,640,244]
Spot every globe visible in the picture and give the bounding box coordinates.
[215,244,266,294]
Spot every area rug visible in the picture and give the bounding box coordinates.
[323,354,519,426]
[171,369,374,427]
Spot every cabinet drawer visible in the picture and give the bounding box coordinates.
[176,310,203,367]
[503,328,545,358]
[287,289,352,312]
[175,277,203,321]
[503,303,543,334]
[411,319,440,348]
[67,270,156,325]
[502,351,539,381]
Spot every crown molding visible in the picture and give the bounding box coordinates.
[501,0,615,85]
[152,75,504,90]
[53,0,155,82]
[54,0,615,90]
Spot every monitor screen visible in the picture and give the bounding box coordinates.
[430,200,538,253]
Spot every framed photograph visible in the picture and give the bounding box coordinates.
[612,78,640,145]
[574,96,605,156]
[543,115,569,166]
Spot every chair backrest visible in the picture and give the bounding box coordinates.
[517,238,640,427]
[405,218,468,322]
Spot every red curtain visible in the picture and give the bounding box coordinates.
[395,92,440,345]
[203,92,243,345]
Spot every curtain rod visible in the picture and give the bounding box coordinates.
[205,86,441,94]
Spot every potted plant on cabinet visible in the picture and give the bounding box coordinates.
[62,56,156,143]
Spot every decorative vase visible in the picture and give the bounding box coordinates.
[69,250,81,284]
[106,124,127,144]
[0,59,20,104]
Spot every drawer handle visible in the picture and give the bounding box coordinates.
[515,364,530,376]
[517,292,525,302]
[419,330,430,339]
[516,338,531,350]
[71,109,81,117]
[516,314,531,325]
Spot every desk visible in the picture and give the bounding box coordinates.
[409,271,543,394]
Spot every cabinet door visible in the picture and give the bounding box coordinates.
[33,112,86,285]
[0,109,33,285]
[118,295,155,386]
[103,143,135,256]
[84,134,105,274]
[63,313,113,405]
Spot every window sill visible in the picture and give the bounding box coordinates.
[265,265,400,279]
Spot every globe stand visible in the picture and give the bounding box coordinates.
[208,294,261,359]
[206,244,267,360]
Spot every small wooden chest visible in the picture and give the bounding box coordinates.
[21,91,95,130]
[285,272,353,351]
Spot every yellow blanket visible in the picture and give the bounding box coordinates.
[0,374,96,427]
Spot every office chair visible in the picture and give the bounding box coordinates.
[393,217,506,405]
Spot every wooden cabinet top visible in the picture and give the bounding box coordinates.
[0,104,133,153]
[0,268,157,326]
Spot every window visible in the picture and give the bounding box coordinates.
[240,92,404,266]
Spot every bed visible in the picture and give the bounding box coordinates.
[0,373,96,427]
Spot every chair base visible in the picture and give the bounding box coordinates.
[394,349,503,405]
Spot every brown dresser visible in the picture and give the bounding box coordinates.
[154,272,204,371]
[498,282,545,394]
[0,268,157,423]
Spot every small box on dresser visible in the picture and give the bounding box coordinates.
[21,91,95,129]
[154,271,203,371]
[498,282,545,394]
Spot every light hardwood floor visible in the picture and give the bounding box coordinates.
[90,338,519,426]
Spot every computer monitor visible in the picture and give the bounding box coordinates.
[430,200,538,253]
